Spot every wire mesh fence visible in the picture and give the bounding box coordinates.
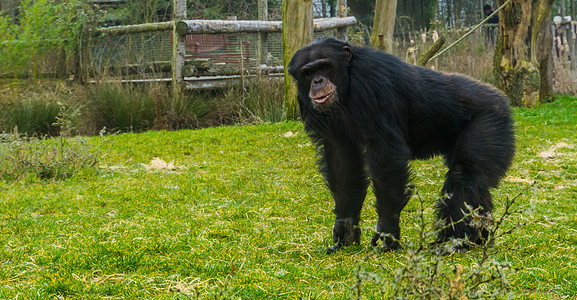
[87,19,576,92]
[88,25,347,81]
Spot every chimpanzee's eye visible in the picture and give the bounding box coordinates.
[318,61,331,70]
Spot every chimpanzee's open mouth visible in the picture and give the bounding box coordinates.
[312,90,335,103]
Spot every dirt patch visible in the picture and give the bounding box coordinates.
[538,142,574,160]
[141,157,183,172]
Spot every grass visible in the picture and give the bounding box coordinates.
[0,78,285,136]
[0,96,576,298]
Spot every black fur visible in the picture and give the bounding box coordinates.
[288,38,515,253]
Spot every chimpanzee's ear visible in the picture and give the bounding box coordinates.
[344,45,352,62]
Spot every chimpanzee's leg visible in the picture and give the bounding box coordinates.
[365,142,412,252]
[436,114,515,252]
[322,139,369,252]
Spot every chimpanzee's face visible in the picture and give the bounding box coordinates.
[288,39,352,111]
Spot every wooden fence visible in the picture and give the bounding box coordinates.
[91,17,357,89]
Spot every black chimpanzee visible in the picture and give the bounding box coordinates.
[288,38,515,253]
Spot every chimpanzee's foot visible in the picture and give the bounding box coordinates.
[434,221,490,255]
[371,231,403,252]
[431,239,470,255]
[327,218,360,253]
[370,219,403,252]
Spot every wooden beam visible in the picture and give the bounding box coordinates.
[98,22,173,36]
[176,20,282,35]
[97,17,357,36]
[175,17,356,35]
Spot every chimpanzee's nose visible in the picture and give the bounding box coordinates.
[313,76,324,85]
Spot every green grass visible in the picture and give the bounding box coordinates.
[0,96,576,298]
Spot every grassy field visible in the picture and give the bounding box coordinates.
[0,96,576,299]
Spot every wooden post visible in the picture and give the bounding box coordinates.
[336,0,348,40]
[282,0,314,120]
[172,0,186,92]
[569,0,577,22]
[257,0,269,66]
[567,21,577,70]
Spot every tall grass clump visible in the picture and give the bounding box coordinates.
[0,82,82,136]
[210,75,285,125]
[87,83,156,132]
[152,84,214,130]
[0,106,99,181]
[241,75,285,123]
[4,97,61,136]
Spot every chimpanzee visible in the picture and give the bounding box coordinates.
[288,38,515,253]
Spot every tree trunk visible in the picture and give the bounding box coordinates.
[493,0,554,107]
[537,11,553,101]
[370,0,398,53]
[282,0,314,120]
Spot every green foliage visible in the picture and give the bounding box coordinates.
[187,0,257,20]
[120,0,172,24]
[0,0,93,76]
